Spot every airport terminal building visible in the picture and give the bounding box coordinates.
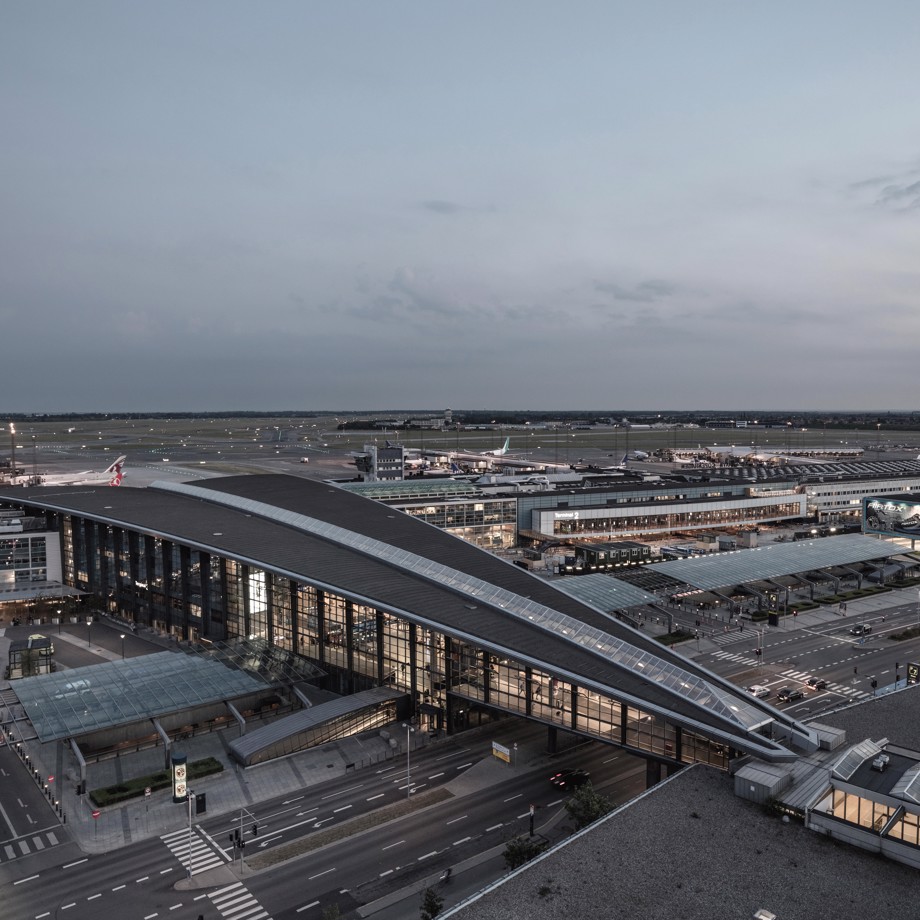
[0,476,815,775]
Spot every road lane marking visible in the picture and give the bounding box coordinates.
[367,794,385,801]
[379,869,393,877]
[428,772,445,779]
[453,836,471,846]
[320,784,364,800]
[333,805,352,813]
[486,824,503,832]
[297,900,321,913]
[504,794,522,802]
[63,859,88,868]
[137,876,149,882]
[112,885,126,891]
[87,894,101,901]
[383,840,405,850]
[308,868,336,880]
[446,815,467,825]
[62,905,75,911]
[456,762,473,770]
[420,850,438,860]
[14,875,39,885]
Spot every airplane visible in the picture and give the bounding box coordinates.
[14,455,127,487]
[481,437,511,457]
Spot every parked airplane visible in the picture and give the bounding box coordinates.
[15,455,127,487]
[481,437,511,457]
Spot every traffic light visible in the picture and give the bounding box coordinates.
[793,609,798,617]
[854,667,858,675]
[251,823,258,837]
[871,679,878,689]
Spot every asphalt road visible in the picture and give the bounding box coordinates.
[697,600,920,719]
[0,734,644,920]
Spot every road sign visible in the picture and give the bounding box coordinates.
[91,810,100,819]
[144,787,151,798]
[48,774,54,783]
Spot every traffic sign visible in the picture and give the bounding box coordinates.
[144,787,151,798]
[91,810,101,819]
[48,774,54,783]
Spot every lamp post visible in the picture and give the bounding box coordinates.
[401,722,415,799]
[86,618,92,649]
[186,791,196,879]
[120,634,126,658]
[57,608,61,635]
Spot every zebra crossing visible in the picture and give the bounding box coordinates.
[1,829,62,862]
[779,669,871,701]
[208,880,273,920]
[160,826,229,876]
[713,649,760,667]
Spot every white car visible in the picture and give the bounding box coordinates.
[745,685,770,699]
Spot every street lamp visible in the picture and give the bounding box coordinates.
[120,633,125,658]
[86,618,92,649]
[401,722,415,799]
[186,791,196,879]
[56,608,61,635]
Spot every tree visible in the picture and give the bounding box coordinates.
[420,886,443,920]
[563,782,614,830]
[320,905,341,920]
[503,835,548,869]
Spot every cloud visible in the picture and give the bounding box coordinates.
[594,279,677,303]
[876,180,920,210]
[420,200,463,215]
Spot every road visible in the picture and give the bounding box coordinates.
[696,599,920,719]
[0,734,644,920]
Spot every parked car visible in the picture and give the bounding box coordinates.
[550,769,590,789]
[850,624,872,636]
[777,687,804,703]
[806,677,828,691]
[745,685,771,699]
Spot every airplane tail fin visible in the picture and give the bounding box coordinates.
[450,462,462,473]
[107,456,126,486]
[499,437,510,455]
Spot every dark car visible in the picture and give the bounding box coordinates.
[777,687,804,703]
[850,624,872,636]
[806,677,828,691]
[550,769,590,789]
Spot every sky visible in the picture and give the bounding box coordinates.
[2,1,919,413]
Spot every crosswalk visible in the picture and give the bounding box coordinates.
[208,880,273,920]
[1,829,63,862]
[160,826,229,876]
[779,668,871,701]
[713,649,761,667]
[710,651,873,700]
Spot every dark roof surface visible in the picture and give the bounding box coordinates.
[0,476,804,759]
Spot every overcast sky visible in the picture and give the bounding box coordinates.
[2,2,919,413]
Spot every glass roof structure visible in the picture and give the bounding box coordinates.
[891,764,920,804]
[832,738,886,781]
[651,535,903,592]
[336,480,477,500]
[552,575,658,612]
[15,652,268,742]
[156,482,769,732]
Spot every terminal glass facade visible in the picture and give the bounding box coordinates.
[12,506,734,771]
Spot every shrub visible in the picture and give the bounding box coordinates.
[90,757,223,806]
